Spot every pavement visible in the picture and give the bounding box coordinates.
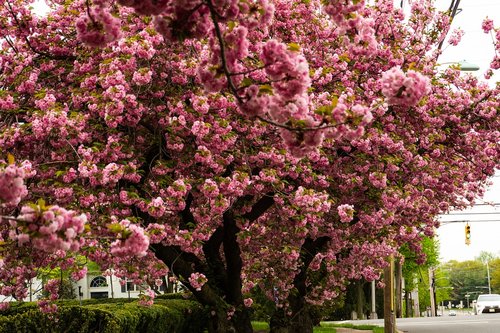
[334,328,404,333]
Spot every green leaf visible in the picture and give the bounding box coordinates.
[37,198,46,210]
[107,223,123,234]
[7,153,15,165]
[259,84,274,95]
[287,42,301,52]
[241,77,253,88]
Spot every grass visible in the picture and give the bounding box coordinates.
[251,321,384,332]
[252,321,270,330]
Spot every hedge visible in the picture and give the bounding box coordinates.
[0,298,207,333]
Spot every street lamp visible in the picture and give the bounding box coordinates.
[456,60,480,71]
[438,60,480,72]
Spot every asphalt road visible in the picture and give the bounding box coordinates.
[397,313,500,333]
[327,313,500,333]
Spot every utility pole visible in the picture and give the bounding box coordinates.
[429,268,436,317]
[486,261,492,294]
[371,280,378,319]
[384,256,396,333]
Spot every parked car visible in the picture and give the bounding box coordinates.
[475,294,500,314]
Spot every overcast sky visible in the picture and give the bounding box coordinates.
[432,0,500,263]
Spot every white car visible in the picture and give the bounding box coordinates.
[475,294,500,314]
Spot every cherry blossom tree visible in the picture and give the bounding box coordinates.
[1,0,499,332]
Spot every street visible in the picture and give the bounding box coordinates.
[327,313,500,333]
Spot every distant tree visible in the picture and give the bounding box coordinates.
[488,258,500,294]
[476,251,497,264]
[443,260,489,302]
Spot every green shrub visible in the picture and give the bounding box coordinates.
[0,298,207,333]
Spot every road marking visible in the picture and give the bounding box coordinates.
[399,321,490,326]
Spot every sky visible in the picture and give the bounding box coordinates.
[431,0,500,263]
[29,0,500,262]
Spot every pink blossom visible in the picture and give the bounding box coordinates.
[379,67,430,107]
[138,287,155,307]
[244,298,253,307]
[110,222,150,257]
[188,272,207,291]
[0,160,32,206]
[76,6,121,47]
[38,300,58,314]
[337,204,355,223]
[448,29,464,46]
[71,267,88,281]
[482,18,494,33]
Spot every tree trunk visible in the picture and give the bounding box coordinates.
[356,280,365,319]
[206,306,253,333]
[395,260,402,318]
[270,237,330,333]
[269,294,314,333]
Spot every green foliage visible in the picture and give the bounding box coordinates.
[399,236,441,315]
[155,292,191,300]
[443,260,488,301]
[0,298,207,333]
[490,258,500,293]
[251,321,270,330]
[320,322,377,329]
[41,279,77,300]
[251,321,384,332]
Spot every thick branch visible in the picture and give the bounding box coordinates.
[222,211,244,304]
[294,236,330,296]
[241,193,275,222]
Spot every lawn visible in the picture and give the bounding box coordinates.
[251,322,384,332]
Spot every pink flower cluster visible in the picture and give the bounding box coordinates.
[379,67,430,107]
[188,272,207,291]
[11,205,87,252]
[110,220,150,257]
[448,28,464,46]
[138,287,155,307]
[0,160,32,207]
[38,300,58,314]
[44,279,60,301]
[368,172,387,189]
[117,0,169,15]
[132,68,153,86]
[71,267,88,281]
[337,204,354,223]
[153,4,210,43]
[76,4,121,47]
[324,0,365,26]
[482,18,494,33]
[261,40,311,103]
[243,298,253,307]
[0,94,17,111]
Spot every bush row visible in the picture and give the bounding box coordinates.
[0,297,207,333]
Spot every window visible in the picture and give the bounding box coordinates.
[90,276,108,288]
[90,291,109,299]
[121,281,139,293]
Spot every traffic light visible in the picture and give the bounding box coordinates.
[465,223,471,245]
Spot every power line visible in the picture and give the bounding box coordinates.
[446,212,500,216]
[440,220,500,224]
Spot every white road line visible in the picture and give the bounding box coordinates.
[399,321,490,326]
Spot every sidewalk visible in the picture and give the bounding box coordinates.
[335,329,404,333]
